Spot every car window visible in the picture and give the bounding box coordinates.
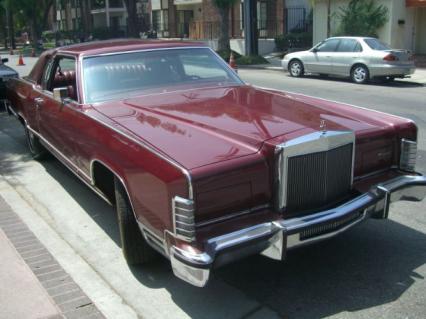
[47,56,78,102]
[316,39,340,52]
[337,39,363,52]
[82,48,243,103]
[41,58,54,90]
[364,38,391,50]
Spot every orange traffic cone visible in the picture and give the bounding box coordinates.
[9,49,13,55]
[31,48,35,57]
[17,53,25,66]
[229,52,238,72]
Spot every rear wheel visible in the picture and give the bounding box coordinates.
[24,125,47,160]
[289,60,304,77]
[351,65,369,84]
[114,177,158,265]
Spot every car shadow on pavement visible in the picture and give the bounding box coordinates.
[296,74,424,88]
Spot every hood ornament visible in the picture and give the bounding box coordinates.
[320,119,327,134]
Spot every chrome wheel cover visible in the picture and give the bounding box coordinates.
[290,62,302,76]
[353,67,367,82]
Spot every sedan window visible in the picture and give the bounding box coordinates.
[316,39,340,52]
[337,39,363,52]
[364,38,391,50]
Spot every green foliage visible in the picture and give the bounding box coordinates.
[212,0,238,9]
[336,0,388,37]
[275,32,313,51]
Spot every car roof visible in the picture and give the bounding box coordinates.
[325,36,376,41]
[56,39,208,57]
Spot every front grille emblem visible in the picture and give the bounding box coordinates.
[320,119,327,134]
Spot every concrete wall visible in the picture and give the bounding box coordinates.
[416,8,426,54]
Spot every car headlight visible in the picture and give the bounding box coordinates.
[400,139,417,172]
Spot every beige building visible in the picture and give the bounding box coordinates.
[313,0,426,54]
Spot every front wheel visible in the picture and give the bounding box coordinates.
[24,126,47,160]
[351,65,369,84]
[289,60,304,77]
[114,178,158,265]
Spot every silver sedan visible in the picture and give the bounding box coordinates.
[281,37,416,84]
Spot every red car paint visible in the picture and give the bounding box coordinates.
[7,40,417,244]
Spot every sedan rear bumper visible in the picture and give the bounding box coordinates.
[369,64,416,78]
[170,174,426,287]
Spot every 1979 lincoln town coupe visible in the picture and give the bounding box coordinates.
[6,40,426,287]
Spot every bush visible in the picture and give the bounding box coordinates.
[236,55,269,65]
[275,32,313,51]
[336,0,388,37]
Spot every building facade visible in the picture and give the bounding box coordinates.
[313,0,426,54]
[150,0,311,40]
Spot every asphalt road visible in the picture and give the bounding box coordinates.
[0,65,426,319]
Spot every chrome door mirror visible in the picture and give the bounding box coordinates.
[53,87,69,102]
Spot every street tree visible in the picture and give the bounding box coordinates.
[123,0,145,38]
[213,0,238,51]
[12,0,54,47]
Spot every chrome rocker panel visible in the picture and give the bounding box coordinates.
[170,174,426,287]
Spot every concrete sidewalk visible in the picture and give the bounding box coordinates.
[240,57,426,85]
[0,193,105,319]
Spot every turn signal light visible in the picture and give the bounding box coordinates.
[383,54,398,61]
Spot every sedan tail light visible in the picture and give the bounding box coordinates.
[383,54,399,62]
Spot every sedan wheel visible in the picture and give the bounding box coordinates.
[351,65,369,84]
[289,60,304,77]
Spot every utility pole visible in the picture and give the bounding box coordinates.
[243,0,258,56]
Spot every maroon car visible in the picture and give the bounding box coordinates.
[6,40,426,287]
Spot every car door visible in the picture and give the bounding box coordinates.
[333,39,363,76]
[36,55,81,165]
[306,38,340,74]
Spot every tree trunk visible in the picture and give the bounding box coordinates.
[217,6,230,51]
[123,0,140,38]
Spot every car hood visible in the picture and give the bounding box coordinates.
[92,85,403,170]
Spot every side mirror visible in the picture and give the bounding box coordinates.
[53,87,69,102]
[312,48,319,53]
[1,58,9,63]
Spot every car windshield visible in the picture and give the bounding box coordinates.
[364,38,391,50]
[82,47,243,103]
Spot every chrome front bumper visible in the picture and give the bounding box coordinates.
[170,174,426,287]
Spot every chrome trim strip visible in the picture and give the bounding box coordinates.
[195,203,271,228]
[276,130,355,209]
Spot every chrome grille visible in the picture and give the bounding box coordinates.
[286,143,353,213]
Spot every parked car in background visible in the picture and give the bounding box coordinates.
[282,37,416,84]
[0,57,18,102]
[5,40,426,287]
